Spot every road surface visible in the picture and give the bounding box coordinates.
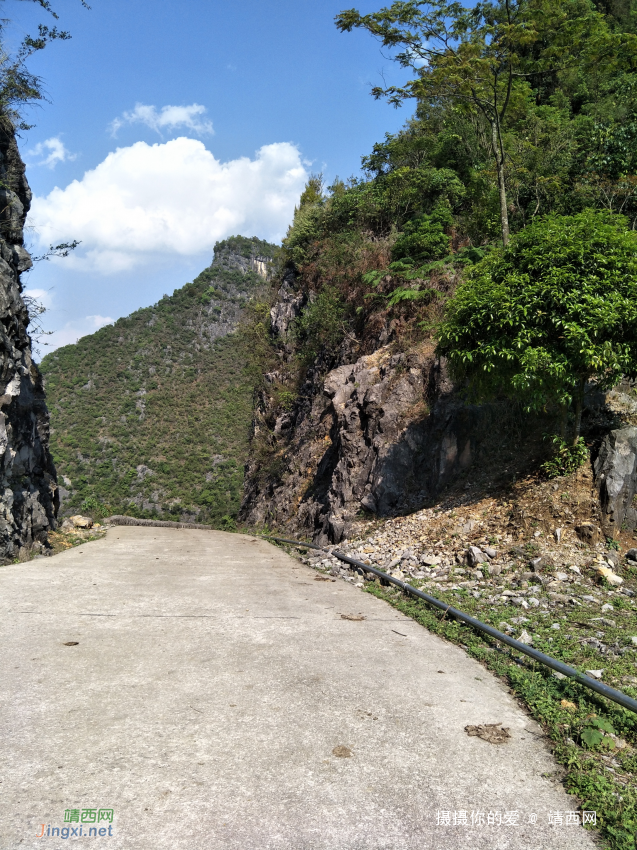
[1,527,597,849]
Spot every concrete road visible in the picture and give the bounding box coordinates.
[1,527,597,849]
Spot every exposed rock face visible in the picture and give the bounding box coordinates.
[269,269,306,341]
[595,427,637,537]
[0,127,57,560]
[212,235,275,280]
[241,275,534,544]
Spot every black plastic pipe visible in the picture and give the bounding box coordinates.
[265,535,637,715]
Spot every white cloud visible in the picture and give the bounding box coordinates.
[29,138,308,274]
[23,288,53,309]
[43,315,114,351]
[110,103,214,137]
[87,314,114,329]
[26,137,76,169]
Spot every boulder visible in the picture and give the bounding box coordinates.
[575,522,600,545]
[69,515,93,529]
[596,565,623,586]
[465,546,487,567]
[595,426,637,537]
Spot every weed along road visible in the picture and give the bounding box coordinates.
[1,527,596,850]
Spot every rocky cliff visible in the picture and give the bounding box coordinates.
[0,126,57,561]
[240,269,629,545]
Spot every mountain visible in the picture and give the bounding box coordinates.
[40,236,277,526]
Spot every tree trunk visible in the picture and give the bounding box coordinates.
[492,119,510,247]
[559,402,568,440]
[572,377,586,446]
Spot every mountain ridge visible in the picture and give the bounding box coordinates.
[40,235,277,525]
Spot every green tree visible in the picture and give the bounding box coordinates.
[436,210,637,443]
[336,0,634,246]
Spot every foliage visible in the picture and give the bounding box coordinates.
[437,210,637,441]
[213,234,277,262]
[540,437,589,479]
[580,715,616,749]
[336,0,634,244]
[80,495,111,519]
[391,203,452,263]
[41,239,277,528]
[293,286,348,364]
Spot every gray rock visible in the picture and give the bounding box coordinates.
[0,130,57,561]
[586,669,604,680]
[626,548,637,561]
[595,427,637,537]
[466,546,487,567]
[421,554,441,566]
[483,547,497,558]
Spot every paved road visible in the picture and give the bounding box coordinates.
[1,527,596,849]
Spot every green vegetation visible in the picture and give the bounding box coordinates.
[336,0,636,245]
[40,237,277,526]
[436,211,637,442]
[258,0,637,482]
[540,437,590,479]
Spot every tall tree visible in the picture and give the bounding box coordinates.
[336,0,635,246]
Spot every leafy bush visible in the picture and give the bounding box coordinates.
[437,210,637,443]
[293,287,348,363]
[540,437,589,479]
[391,204,453,264]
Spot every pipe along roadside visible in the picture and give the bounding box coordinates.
[265,535,637,715]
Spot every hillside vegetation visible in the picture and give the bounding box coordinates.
[246,0,637,493]
[40,236,276,526]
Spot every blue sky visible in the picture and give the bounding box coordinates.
[9,0,413,353]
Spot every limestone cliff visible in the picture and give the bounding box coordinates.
[240,271,542,543]
[240,268,623,545]
[0,126,57,560]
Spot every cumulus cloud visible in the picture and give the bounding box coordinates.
[29,138,307,274]
[44,315,114,351]
[26,137,76,169]
[87,314,114,329]
[110,103,214,137]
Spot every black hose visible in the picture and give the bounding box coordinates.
[265,535,637,715]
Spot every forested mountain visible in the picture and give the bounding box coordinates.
[40,237,276,525]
